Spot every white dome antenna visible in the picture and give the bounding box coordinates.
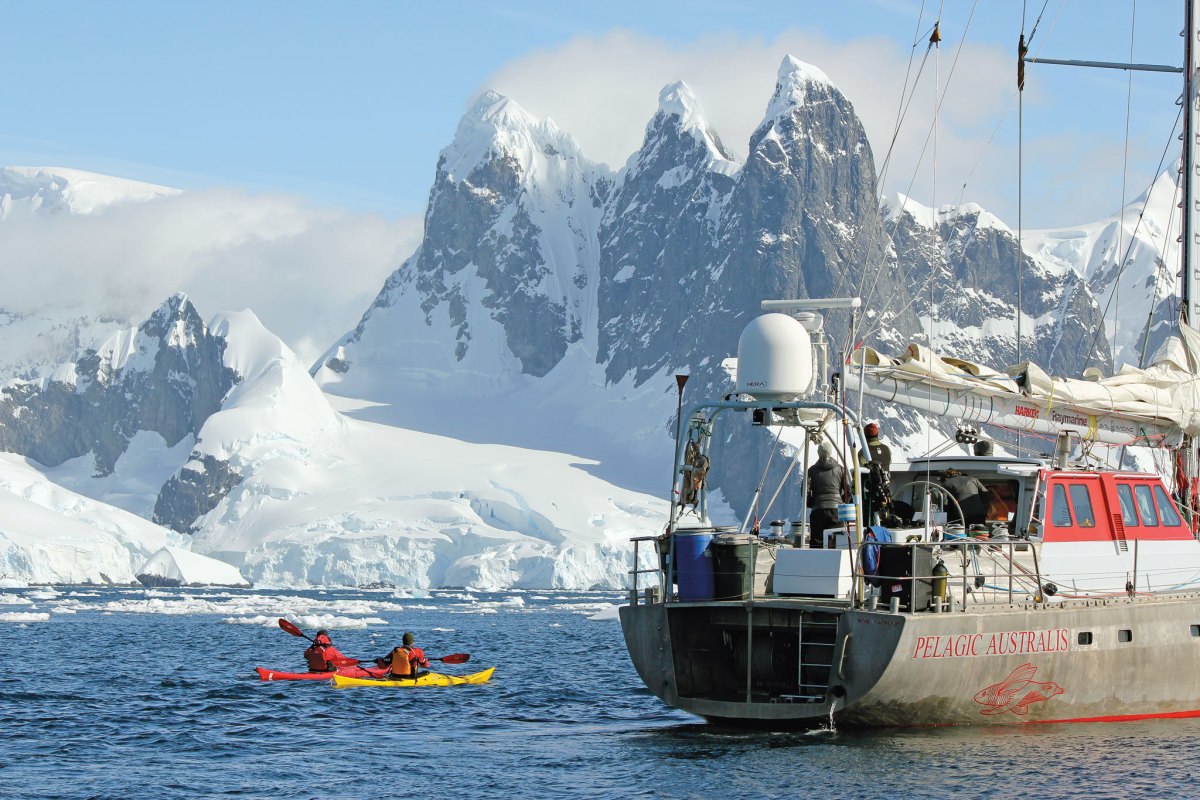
[735,313,814,401]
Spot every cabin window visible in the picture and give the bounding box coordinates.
[1067,484,1095,527]
[1077,631,1093,645]
[1050,484,1073,527]
[1191,625,1200,637]
[1116,484,1139,527]
[1134,485,1160,527]
[1118,629,1133,643]
[1154,485,1183,527]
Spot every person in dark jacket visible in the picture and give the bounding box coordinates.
[940,468,990,525]
[863,423,892,470]
[807,442,846,548]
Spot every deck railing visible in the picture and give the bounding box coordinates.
[629,533,1054,611]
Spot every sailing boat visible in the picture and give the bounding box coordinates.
[619,4,1200,726]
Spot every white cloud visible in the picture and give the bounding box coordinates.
[0,190,422,367]
[476,27,1171,229]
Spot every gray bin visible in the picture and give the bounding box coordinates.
[711,533,776,600]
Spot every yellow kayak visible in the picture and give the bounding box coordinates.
[330,667,495,688]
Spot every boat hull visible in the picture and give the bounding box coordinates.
[620,594,1200,727]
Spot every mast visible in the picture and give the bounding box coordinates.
[1182,0,1200,529]
[1185,0,1200,326]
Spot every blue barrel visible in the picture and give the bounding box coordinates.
[673,531,714,601]
[837,503,857,522]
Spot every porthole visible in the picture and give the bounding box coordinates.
[1118,629,1133,643]
[1077,632,1093,645]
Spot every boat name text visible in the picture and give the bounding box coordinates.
[911,629,1069,660]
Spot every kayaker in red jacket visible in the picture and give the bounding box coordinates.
[378,632,429,680]
[304,630,356,672]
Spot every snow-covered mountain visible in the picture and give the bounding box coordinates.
[0,166,177,220]
[0,54,1182,589]
[0,167,180,388]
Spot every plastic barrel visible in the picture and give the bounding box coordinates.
[837,503,857,522]
[673,531,715,601]
[711,533,755,600]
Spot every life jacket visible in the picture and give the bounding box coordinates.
[304,644,333,672]
[387,646,414,677]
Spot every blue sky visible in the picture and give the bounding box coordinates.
[0,1,1185,227]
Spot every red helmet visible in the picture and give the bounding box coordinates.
[314,631,332,646]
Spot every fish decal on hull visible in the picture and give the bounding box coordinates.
[974,663,1063,716]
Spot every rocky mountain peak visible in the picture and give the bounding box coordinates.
[0,294,239,477]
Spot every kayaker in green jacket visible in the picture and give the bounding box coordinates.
[378,632,430,680]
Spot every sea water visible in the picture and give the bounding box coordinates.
[2,586,1198,800]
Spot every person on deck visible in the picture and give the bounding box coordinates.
[863,423,892,470]
[807,442,847,548]
[940,468,990,525]
[304,630,357,673]
[379,632,430,681]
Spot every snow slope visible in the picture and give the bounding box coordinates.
[0,452,221,585]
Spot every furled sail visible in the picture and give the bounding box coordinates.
[843,322,1200,447]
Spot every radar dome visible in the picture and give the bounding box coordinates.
[736,313,814,401]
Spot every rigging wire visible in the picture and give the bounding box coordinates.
[854,0,1068,350]
[852,0,980,330]
[1083,102,1184,371]
[847,2,980,348]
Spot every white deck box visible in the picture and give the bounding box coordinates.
[773,548,854,598]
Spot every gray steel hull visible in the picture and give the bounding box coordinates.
[620,594,1200,727]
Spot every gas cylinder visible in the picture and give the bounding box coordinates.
[932,558,949,602]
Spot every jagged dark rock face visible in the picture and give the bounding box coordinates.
[597,93,737,385]
[597,74,919,517]
[886,208,1112,376]
[331,93,614,380]
[0,295,239,476]
[413,153,572,376]
[153,454,242,534]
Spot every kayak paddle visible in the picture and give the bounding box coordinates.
[278,618,313,641]
[432,653,470,664]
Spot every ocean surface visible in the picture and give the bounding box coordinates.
[2,586,1198,800]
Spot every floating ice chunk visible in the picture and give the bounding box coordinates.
[0,612,49,623]
[587,604,620,621]
[136,546,249,587]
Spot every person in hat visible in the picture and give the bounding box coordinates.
[379,632,430,681]
[863,423,891,470]
[303,630,356,673]
[806,442,847,548]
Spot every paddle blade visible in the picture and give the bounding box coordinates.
[278,618,307,639]
[436,653,470,664]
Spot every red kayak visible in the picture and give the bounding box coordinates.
[256,664,389,681]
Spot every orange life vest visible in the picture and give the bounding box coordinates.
[387,645,414,677]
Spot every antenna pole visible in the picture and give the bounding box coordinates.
[669,374,689,528]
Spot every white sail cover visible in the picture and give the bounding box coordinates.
[844,322,1200,447]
